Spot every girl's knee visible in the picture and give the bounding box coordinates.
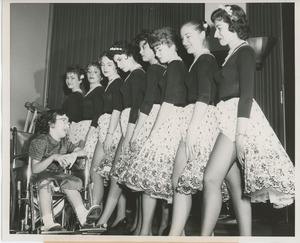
[90,168,99,179]
[91,173,103,185]
[203,173,222,189]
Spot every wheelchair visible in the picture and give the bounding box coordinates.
[10,103,93,234]
[10,127,93,234]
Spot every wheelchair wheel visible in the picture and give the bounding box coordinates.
[10,167,28,232]
[10,168,18,232]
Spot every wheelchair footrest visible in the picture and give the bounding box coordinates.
[79,226,106,233]
[41,230,75,235]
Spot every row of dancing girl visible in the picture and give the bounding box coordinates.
[51,4,294,236]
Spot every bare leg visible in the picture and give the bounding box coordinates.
[158,200,171,235]
[111,191,127,226]
[140,193,157,236]
[131,194,142,235]
[136,194,143,234]
[65,189,92,226]
[65,189,85,208]
[225,163,252,236]
[90,140,105,206]
[96,177,122,225]
[130,197,139,232]
[169,140,191,236]
[200,133,237,236]
[96,137,124,225]
[39,187,54,224]
[169,193,191,236]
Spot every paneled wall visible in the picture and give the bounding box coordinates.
[10,3,50,130]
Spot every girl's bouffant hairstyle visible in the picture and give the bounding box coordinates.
[98,50,116,64]
[149,27,178,50]
[109,40,140,63]
[133,29,153,46]
[211,5,250,40]
[98,50,119,76]
[86,60,102,72]
[66,64,85,80]
[35,110,67,135]
[182,19,211,38]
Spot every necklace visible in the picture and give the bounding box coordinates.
[222,41,248,66]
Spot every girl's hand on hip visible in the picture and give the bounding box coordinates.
[104,134,113,153]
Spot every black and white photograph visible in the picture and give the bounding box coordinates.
[2,0,299,242]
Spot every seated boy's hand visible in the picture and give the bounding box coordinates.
[54,154,76,169]
[54,154,71,168]
[64,153,77,168]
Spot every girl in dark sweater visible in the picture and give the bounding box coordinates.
[95,41,146,231]
[89,51,123,209]
[200,5,294,236]
[67,61,104,173]
[62,65,84,123]
[169,19,225,236]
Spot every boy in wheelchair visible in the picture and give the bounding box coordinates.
[28,109,101,232]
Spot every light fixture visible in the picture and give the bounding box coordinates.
[248,36,276,70]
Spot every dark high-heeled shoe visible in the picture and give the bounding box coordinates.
[162,225,171,236]
[106,217,129,235]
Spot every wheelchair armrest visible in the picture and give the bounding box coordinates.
[13,153,29,161]
[12,153,29,168]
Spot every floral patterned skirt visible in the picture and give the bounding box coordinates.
[216,98,295,208]
[175,105,225,196]
[122,106,184,203]
[110,108,131,180]
[119,105,160,186]
[67,120,91,145]
[67,120,98,169]
[94,113,122,181]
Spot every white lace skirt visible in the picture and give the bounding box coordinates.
[120,104,160,186]
[175,105,228,197]
[67,120,98,169]
[216,98,295,208]
[94,113,122,181]
[122,106,184,203]
[67,120,91,145]
[110,108,132,180]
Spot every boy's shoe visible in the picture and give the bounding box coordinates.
[43,223,65,232]
[84,205,102,225]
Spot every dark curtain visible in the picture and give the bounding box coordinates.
[247,3,295,225]
[247,3,285,144]
[281,3,295,163]
[47,3,204,109]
